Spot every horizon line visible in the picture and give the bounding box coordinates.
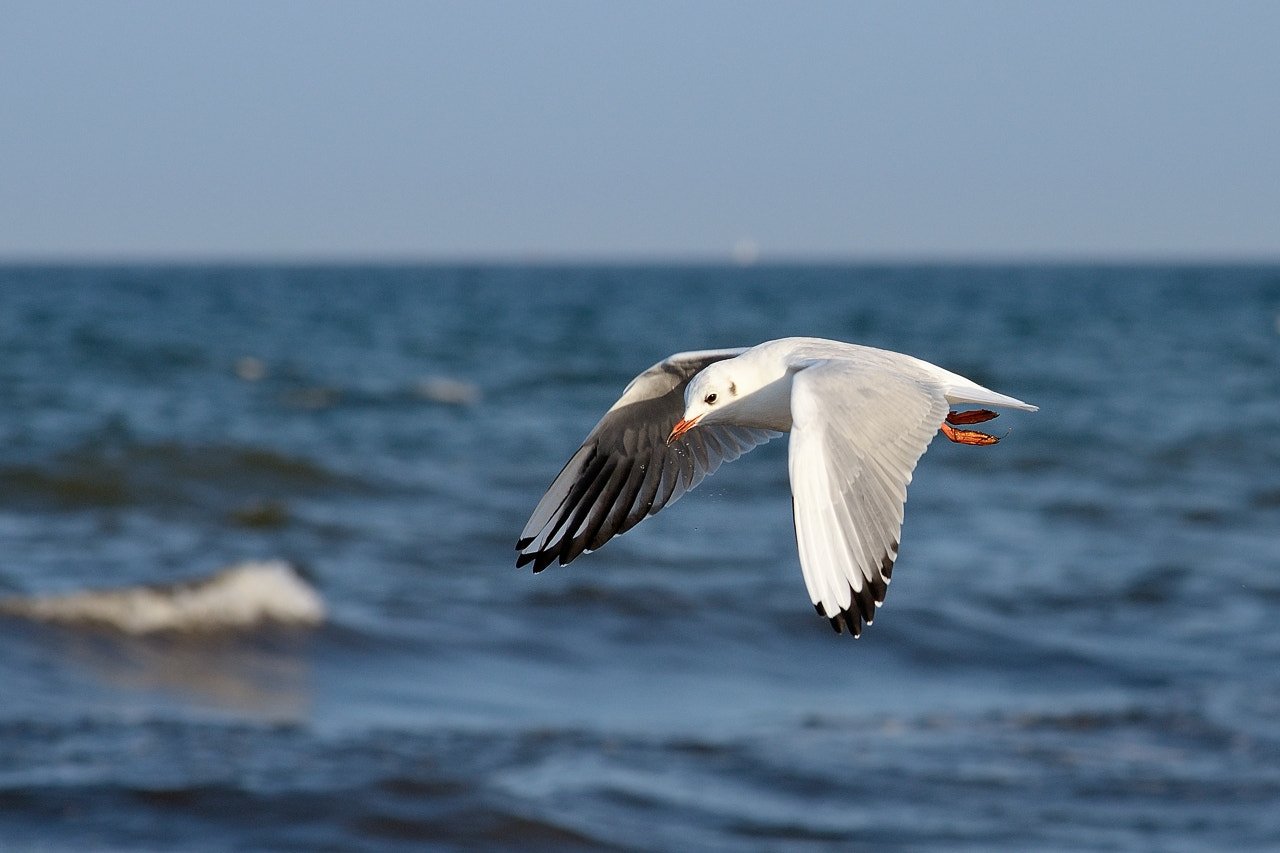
[3,250,1279,268]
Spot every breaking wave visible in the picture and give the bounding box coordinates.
[0,560,325,635]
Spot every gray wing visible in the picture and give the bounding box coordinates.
[788,359,949,636]
[517,349,778,572]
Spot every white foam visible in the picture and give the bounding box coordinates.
[414,376,479,404]
[0,559,325,635]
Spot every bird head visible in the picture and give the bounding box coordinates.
[668,363,738,444]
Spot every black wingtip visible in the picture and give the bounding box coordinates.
[515,548,559,573]
[818,605,872,638]
[818,605,865,638]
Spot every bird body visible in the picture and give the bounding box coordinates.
[518,337,1036,636]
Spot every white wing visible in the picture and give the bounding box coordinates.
[517,349,779,571]
[787,359,949,636]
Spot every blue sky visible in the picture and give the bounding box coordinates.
[2,1,1277,261]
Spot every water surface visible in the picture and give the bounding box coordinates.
[1,265,1278,851]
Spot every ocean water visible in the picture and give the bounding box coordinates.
[0,264,1278,852]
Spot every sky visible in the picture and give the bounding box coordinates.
[1,1,1278,262]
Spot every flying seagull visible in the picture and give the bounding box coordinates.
[517,337,1036,636]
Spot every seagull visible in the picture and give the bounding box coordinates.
[516,337,1036,636]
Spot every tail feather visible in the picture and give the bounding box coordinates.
[941,379,1036,412]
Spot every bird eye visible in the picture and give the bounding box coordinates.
[704,393,717,404]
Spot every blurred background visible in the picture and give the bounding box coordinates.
[1,3,1278,852]
[4,1,1278,262]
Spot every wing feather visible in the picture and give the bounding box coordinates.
[788,360,949,636]
[518,349,779,570]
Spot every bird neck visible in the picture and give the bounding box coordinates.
[722,371,795,432]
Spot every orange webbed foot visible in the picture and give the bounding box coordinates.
[946,409,998,425]
[940,420,1002,445]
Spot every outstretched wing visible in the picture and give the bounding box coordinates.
[517,349,778,571]
[787,359,949,636]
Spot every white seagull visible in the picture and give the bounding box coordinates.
[517,337,1036,636]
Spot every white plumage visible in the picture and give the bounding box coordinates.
[517,337,1036,636]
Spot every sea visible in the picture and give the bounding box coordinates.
[0,264,1278,852]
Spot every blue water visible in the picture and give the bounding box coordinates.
[1,265,1279,851]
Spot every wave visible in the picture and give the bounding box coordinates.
[280,376,481,410]
[0,560,325,635]
[0,440,373,512]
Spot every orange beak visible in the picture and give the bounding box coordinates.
[667,415,701,445]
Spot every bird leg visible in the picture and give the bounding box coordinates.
[940,410,1002,445]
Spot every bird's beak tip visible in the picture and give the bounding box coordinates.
[667,416,698,445]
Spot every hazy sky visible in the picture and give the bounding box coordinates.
[2,1,1277,261]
